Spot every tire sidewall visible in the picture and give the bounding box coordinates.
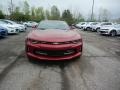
[110,30,117,37]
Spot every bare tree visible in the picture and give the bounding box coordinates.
[8,0,15,15]
[87,12,96,22]
[23,1,30,15]
[98,8,111,22]
[50,5,60,20]
[73,12,84,23]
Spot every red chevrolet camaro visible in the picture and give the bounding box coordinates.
[25,20,83,61]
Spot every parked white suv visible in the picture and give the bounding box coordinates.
[98,24,120,36]
[76,22,88,29]
[84,22,99,31]
[92,22,114,32]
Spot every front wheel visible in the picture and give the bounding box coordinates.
[96,28,100,32]
[86,27,91,31]
[110,30,117,37]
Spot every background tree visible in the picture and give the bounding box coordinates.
[86,12,96,22]
[34,7,45,22]
[0,10,5,19]
[22,1,30,21]
[7,1,15,15]
[61,9,74,25]
[50,5,60,20]
[10,7,26,21]
[73,12,85,23]
[45,10,51,20]
[98,8,111,22]
[31,7,35,20]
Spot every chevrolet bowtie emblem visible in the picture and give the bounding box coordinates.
[53,42,59,45]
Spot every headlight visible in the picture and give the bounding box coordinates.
[27,39,40,44]
[56,39,82,44]
[27,38,49,44]
[71,39,82,44]
[31,40,40,44]
[27,39,82,44]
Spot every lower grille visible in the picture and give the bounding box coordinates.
[100,31,106,33]
[34,49,75,57]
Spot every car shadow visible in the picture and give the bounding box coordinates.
[0,36,8,40]
[28,57,80,69]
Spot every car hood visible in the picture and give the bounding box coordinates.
[27,29,81,42]
[101,26,114,30]
[15,24,24,27]
[10,24,22,27]
[0,24,13,28]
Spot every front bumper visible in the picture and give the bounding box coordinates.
[26,43,83,61]
[98,30,110,35]
[19,27,26,32]
[8,29,19,34]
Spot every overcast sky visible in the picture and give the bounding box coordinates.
[0,0,120,19]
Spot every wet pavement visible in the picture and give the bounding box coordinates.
[0,29,120,90]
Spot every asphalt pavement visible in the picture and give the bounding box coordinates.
[0,29,120,90]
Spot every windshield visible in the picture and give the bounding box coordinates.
[91,23,98,25]
[0,21,6,24]
[4,20,16,24]
[37,21,70,30]
[101,23,112,25]
[81,23,85,25]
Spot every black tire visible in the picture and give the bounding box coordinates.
[96,28,100,32]
[27,56,35,63]
[28,57,33,62]
[83,28,86,31]
[92,29,96,32]
[110,30,117,37]
[86,27,91,31]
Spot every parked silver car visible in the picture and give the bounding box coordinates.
[76,22,88,29]
[98,24,120,36]
[84,22,99,31]
[92,22,114,32]
[23,21,38,28]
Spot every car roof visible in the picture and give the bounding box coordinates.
[41,20,66,22]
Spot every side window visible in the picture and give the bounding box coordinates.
[102,23,112,25]
[81,23,85,25]
[106,23,112,25]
